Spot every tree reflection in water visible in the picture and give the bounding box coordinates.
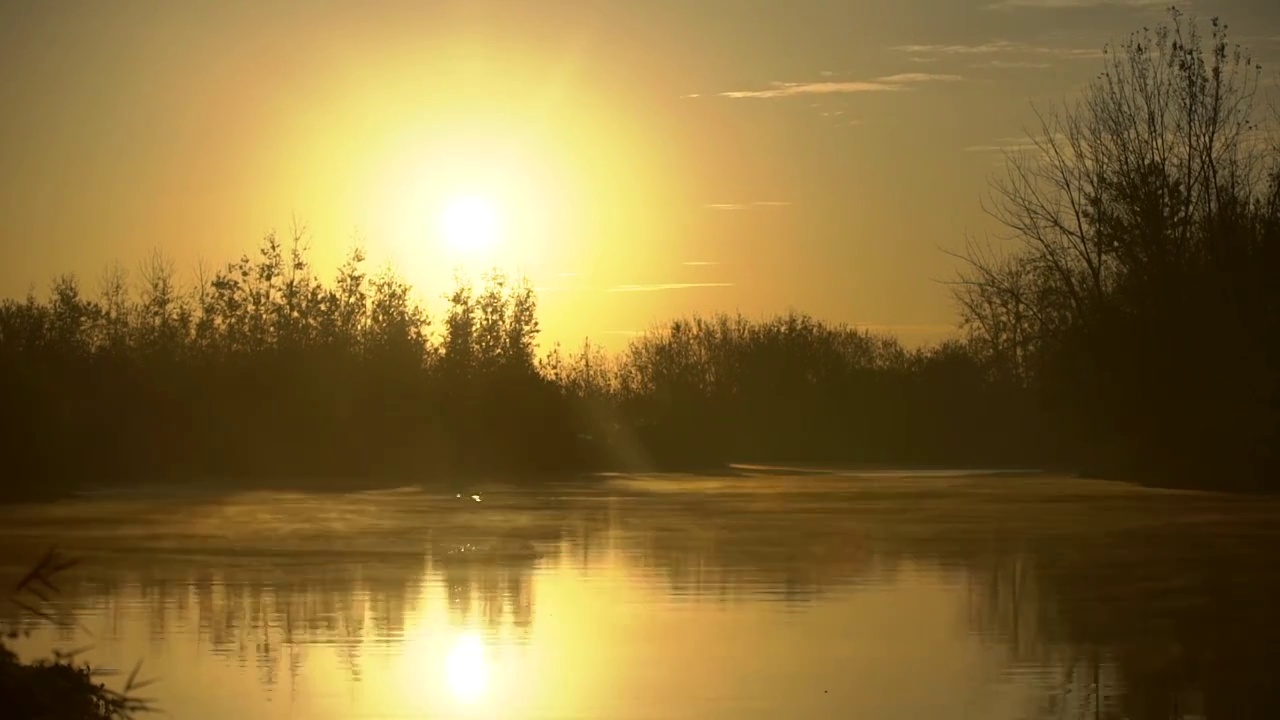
[1,474,1278,719]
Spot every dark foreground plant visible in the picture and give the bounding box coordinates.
[1,548,157,719]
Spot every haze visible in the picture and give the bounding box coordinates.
[5,3,1280,719]
[6,0,1273,346]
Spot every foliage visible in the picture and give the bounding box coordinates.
[0,223,1039,495]
[608,313,1038,468]
[953,9,1280,488]
[1,549,156,719]
[0,227,570,492]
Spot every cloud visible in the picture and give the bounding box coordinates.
[964,136,1042,153]
[875,72,964,83]
[720,82,898,99]
[719,73,960,99]
[682,261,721,266]
[964,133,1065,153]
[891,40,1101,60]
[706,201,793,210]
[986,0,1165,8]
[971,59,1055,69]
[608,283,735,293]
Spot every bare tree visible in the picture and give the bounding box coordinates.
[954,9,1269,373]
[953,8,1280,483]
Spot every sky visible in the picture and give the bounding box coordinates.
[1,0,1277,349]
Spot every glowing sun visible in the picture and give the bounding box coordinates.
[438,194,501,256]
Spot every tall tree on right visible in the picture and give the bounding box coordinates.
[953,8,1280,487]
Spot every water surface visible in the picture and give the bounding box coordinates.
[3,469,1278,719]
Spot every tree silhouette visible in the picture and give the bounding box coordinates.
[953,9,1280,488]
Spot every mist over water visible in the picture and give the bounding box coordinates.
[4,469,1277,720]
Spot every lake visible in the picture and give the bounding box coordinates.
[3,468,1279,720]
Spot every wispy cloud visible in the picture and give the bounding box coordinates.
[986,0,1166,8]
[720,82,895,99]
[971,59,1054,69]
[706,201,794,210]
[719,73,961,99]
[964,135,1043,153]
[609,283,735,293]
[876,72,964,83]
[682,261,721,266]
[891,40,1101,60]
[964,133,1066,153]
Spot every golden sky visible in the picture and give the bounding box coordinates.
[1,0,1277,349]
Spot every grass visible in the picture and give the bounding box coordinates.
[1,548,158,719]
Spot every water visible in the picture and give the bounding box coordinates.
[3,469,1279,719]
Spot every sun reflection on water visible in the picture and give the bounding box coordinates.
[446,632,490,704]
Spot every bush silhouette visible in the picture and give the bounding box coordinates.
[0,229,1037,498]
[1,549,156,719]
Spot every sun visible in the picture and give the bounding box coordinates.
[438,194,501,256]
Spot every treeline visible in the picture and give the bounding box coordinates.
[547,315,1041,469]
[0,233,1038,498]
[953,10,1280,490]
[0,237,580,492]
[6,10,1272,496]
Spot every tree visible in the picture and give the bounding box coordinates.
[953,9,1280,486]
